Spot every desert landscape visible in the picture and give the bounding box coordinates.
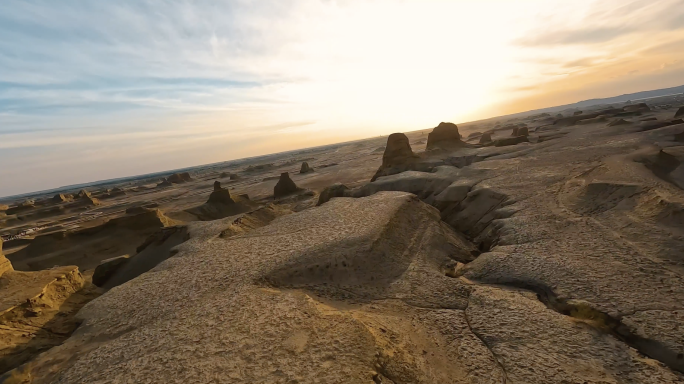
[2,92,684,383]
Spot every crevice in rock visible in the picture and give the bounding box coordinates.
[463,298,508,384]
[499,281,684,374]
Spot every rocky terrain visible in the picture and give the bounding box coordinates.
[1,96,684,383]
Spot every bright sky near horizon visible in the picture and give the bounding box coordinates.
[2,0,684,197]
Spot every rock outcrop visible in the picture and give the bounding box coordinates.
[92,255,131,287]
[52,194,71,203]
[185,182,254,221]
[426,122,466,150]
[274,172,300,198]
[371,133,419,181]
[517,127,529,136]
[299,162,314,174]
[76,189,91,198]
[157,179,173,188]
[675,106,684,118]
[208,181,235,205]
[317,183,350,206]
[511,127,519,136]
[494,136,529,147]
[479,133,492,144]
[167,172,192,184]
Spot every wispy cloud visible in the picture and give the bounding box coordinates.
[2,0,684,197]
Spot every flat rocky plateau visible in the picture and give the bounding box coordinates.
[1,99,684,383]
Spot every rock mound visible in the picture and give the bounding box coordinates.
[299,162,314,174]
[274,172,300,198]
[157,179,173,188]
[167,172,192,184]
[76,189,91,198]
[52,194,71,203]
[426,122,465,150]
[479,133,492,143]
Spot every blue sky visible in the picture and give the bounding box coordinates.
[2,0,684,197]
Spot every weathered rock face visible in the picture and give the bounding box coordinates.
[371,133,419,181]
[274,172,300,198]
[426,122,465,150]
[511,127,519,136]
[92,255,131,287]
[77,189,91,198]
[317,183,350,206]
[0,239,13,277]
[478,133,492,143]
[517,127,529,136]
[675,106,684,118]
[382,133,415,168]
[299,162,314,174]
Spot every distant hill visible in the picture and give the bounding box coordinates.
[506,84,684,118]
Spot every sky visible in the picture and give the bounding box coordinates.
[2,0,684,197]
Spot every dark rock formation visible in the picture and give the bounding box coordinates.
[77,190,91,198]
[208,182,235,205]
[511,127,519,136]
[517,127,529,136]
[157,179,173,188]
[479,133,492,144]
[52,194,71,203]
[300,162,314,174]
[426,122,465,150]
[574,111,583,116]
[317,183,350,206]
[92,255,131,287]
[494,136,529,147]
[675,106,684,119]
[274,172,300,198]
[371,133,419,181]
